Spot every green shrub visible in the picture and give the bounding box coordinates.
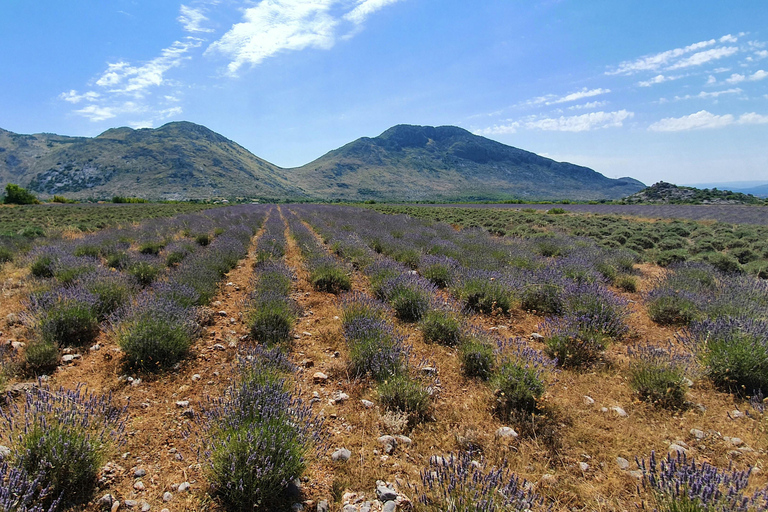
[707,252,743,273]
[460,338,495,380]
[19,423,102,507]
[656,249,688,267]
[377,373,431,424]
[420,309,462,346]
[138,241,165,255]
[106,251,130,270]
[127,260,162,286]
[113,297,198,371]
[389,285,431,322]
[247,299,295,346]
[0,246,12,264]
[647,294,701,326]
[744,260,768,279]
[628,347,688,409]
[615,274,638,292]
[491,361,545,416]
[25,340,60,374]
[310,264,351,294]
[3,183,39,204]
[421,262,453,288]
[195,233,211,246]
[453,277,512,315]
[546,208,566,215]
[703,329,768,396]
[30,254,55,278]
[543,321,608,368]
[38,297,100,348]
[520,283,563,315]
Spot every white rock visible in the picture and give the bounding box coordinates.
[175,400,190,408]
[668,444,688,456]
[616,457,630,470]
[579,462,589,472]
[496,426,519,439]
[690,428,705,440]
[361,399,374,408]
[177,482,191,493]
[583,396,595,405]
[610,406,628,417]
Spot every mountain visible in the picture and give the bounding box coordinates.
[684,181,768,197]
[619,181,766,205]
[290,124,644,201]
[0,122,300,201]
[0,122,645,201]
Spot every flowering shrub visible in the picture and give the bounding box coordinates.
[0,462,60,512]
[377,373,431,424]
[1,385,127,509]
[459,329,496,380]
[413,452,543,512]
[111,293,199,371]
[540,315,610,368]
[420,308,463,347]
[451,270,513,315]
[491,339,554,417]
[29,285,100,348]
[637,451,768,511]
[203,346,322,511]
[344,316,408,380]
[680,317,768,396]
[628,345,691,409]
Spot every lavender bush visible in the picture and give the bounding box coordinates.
[492,340,554,417]
[110,293,199,371]
[412,452,544,512]
[28,284,100,348]
[637,451,768,511]
[628,344,691,409]
[1,385,127,509]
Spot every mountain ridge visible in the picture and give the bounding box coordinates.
[0,121,644,201]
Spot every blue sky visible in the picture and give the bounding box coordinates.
[1,1,767,186]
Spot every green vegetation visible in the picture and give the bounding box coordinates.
[3,183,39,204]
[620,181,766,205]
[369,204,768,278]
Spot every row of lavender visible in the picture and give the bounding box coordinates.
[1,206,266,510]
[201,207,324,511]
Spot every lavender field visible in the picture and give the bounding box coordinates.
[1,203,767,511]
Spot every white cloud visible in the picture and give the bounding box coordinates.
[649,110,768,131]
[756,50,768,59]
[344,0,402,25]
[667,46,739,70]
[73,105,118,122]
[738,112,768,125]
[726,69,767,83]
[568,100,608,110]
[706,75,717,85]
[637,74,684,87]
[59,90,100,104]
[178,5,214,33]
[674,88,742,101]
[525,110,633,132]
[524,87,610,107]
[720,34,739,43]
[607,39,716,75]
[206,0,404,74]
[475,122,520,136]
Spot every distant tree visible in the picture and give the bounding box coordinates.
[3,183,39,205]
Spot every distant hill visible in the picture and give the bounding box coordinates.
[290,124,644,201]
[619,181,766,205]
[0,122,645,201]
[685,181,768,198]
[0,122,299,201]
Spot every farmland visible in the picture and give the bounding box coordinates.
[1,203,768,512]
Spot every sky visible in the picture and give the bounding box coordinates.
[1,0,767,186]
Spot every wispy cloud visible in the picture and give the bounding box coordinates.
[59,90,101,104]
[478,110,633,135]
[207,0,404,75]
[568,100,608,110]
[674,88,743,101]
[179,4,214,33]
[666,46,739,70]
[637,74,683,87]
[648,110,768,131]
[525,87,610,107]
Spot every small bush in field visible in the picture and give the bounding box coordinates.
[491,360,546,416]
[520,283,563,315]
[0,246,13,264]
[138,240,165,255]
[681,317,768,396]
[25,340,60,374]
[376,273,433,322]
[195,233,211,246]
[413,452,543,512]
[459,332,496,380]
[706,252,743,273]
[345,317,407,380]
[30,254,56,278]
[420,256,455,288]
[646,290,702,326]
[126,259,162,286]
[420,309,462,346]
[247,295,295,346]
[0,463,61,512]
[615,274,638,292]
[452,273,512,315]
[31,286,100,348]
[377,373,431,424]
[106,251,130,270]
[637,451,768,512]
[6,386,127,509]
[541,316,609,368]
[80,270,137,320]
[628,345,690,409]
[310,259,351,294]
[111,294,199,371]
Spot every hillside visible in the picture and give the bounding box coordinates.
[619,181,766,205]
[290,125,644,201]
[0,123,302,201]
[0,122,645,201]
